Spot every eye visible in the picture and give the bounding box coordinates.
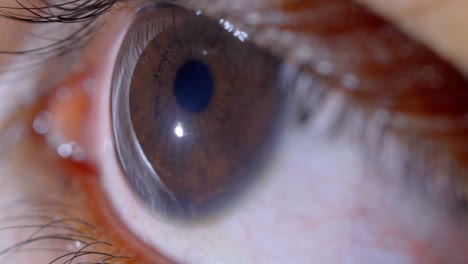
[112,4,288,218]
[90,0,468,263]
[3,0,468,263]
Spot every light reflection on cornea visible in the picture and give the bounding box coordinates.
[234,30,248,42]
[220,19,234,32]
[219,18,249,42]
[174,122,185,138]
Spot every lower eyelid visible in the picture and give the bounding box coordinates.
[1,65,172,264]
[1,134,168,263]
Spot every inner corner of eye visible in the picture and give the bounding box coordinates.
[109,3,292,220]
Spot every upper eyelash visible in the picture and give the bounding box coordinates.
[0,0,116,23]
[0,20,97,56]
[0,0,116,57]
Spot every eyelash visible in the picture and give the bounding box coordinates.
[0,200,131,263]
[0,0,113,57]
[0,0,115,23]
[0,1,135,262]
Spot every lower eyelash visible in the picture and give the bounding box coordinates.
[0,108,134,263]
[0,200,131,264]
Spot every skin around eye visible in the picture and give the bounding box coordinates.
[356,0,468,74]
[1,0,468,263]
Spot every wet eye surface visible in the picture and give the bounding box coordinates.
[113,4,287,219]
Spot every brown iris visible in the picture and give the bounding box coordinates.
[126,6,286,218]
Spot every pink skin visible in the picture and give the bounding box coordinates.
[1,0,468,263]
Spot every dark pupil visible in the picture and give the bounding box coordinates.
[173,60,214,113]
